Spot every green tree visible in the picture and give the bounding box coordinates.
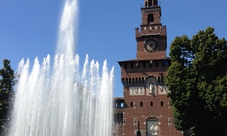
[165,27,227,136]
[0,59,15,135]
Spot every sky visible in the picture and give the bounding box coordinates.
[0,0,227,97]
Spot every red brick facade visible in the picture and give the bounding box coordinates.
[114,0,183,136]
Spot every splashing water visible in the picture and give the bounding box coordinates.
[7,0,114,136]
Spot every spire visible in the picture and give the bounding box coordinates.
[144,0,158,8]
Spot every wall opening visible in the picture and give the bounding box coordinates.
[161,101,164,106]
[146,118,158,135]
[130,102,133,107]
[140,101,143,107]
[148,14,154,24]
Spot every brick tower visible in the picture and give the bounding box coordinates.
[114,0,183,136]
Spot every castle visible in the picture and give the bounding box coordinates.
[114,0,183,136]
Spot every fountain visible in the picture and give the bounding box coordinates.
[7,0,114,136]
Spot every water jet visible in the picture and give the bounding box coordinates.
[7,0,114,136]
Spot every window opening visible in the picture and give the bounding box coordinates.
[124,62,127,69]
[120,103,124,108]
[154,0,158,6]
[133,118,137,126]
[155,61,159,67]
[162,60,168,67]
[168,118,172,126]
[158,77,160,83]
[162,61,165,67]
[161,76,164,83]
[161,101,164,106]
[150,101,153,106]
[146,118,158,135]
[136,62,140,68]
[148,14,154,24]
[149,61,152,67]
[143,61,146,68]
[120,113,123,124]
[130,102,133,107]
[140,101,143,107]
[149,0,152,6]
[117,113,120,124]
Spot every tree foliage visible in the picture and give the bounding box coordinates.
[0,59,14,135]
[165,27,227,135]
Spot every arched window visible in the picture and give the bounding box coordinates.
[130,102,133,107]
[158,77,160,83]
[150,101,153,106]
[155,61,159,67]
[161,76,164,83]
[146,118,158,135]
[124,62,127,69]
[148,14,154,24]
[120,113,123,124]
[140,101,143,107]
[154,0,158,6]
[148,0,152,6]
[161,101,164,106]
[117,113,120,124]
[143,61,146,68]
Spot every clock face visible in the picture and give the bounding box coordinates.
[144,39,157,52]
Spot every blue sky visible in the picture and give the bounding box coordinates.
[0,0,227,97]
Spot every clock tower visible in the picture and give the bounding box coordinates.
[114,0,183,136]
[136,0,167,60]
